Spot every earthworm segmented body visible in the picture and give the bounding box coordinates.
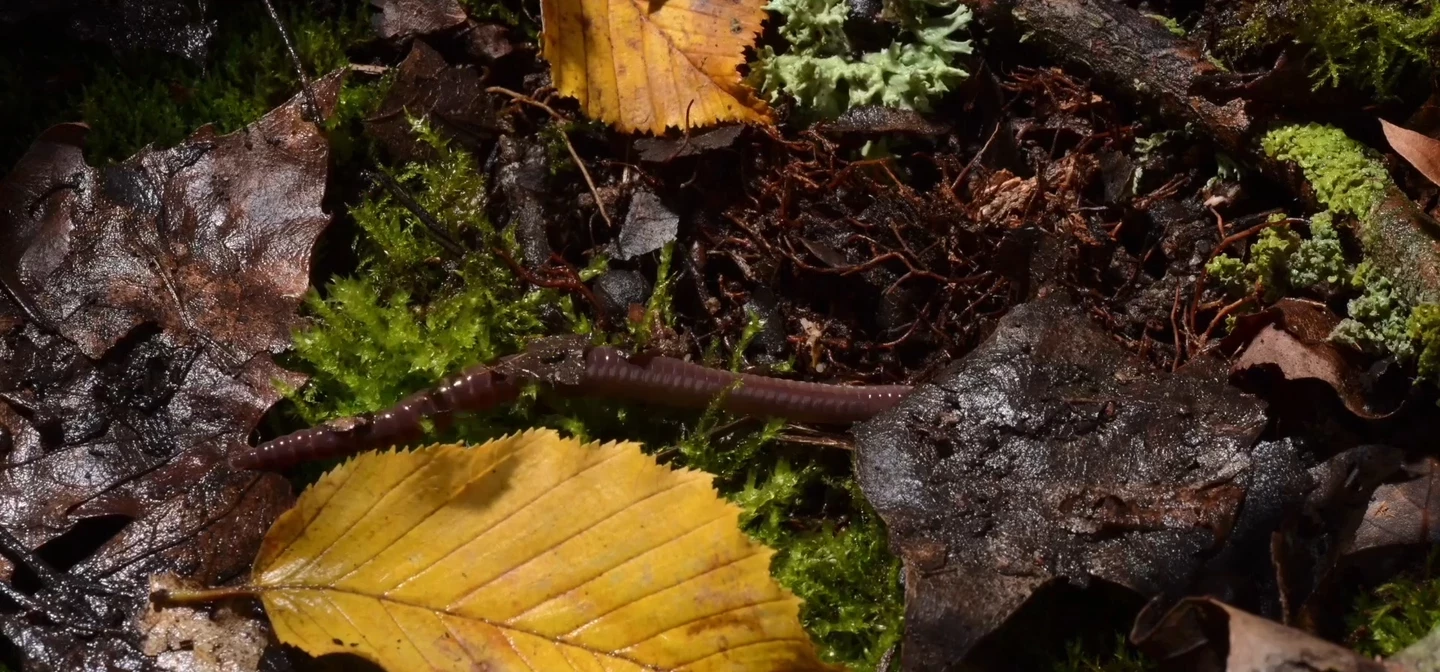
[232,339,913,471]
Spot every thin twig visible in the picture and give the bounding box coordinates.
[258,0,320,122]
[486,86,614,230]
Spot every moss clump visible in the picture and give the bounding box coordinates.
[749,0,972,116]
[1288,211,1349,290]
[290,122,576,428]
[1223,0,1440,96]
[1052,636,1154,672]
[77,2,370,163]
[1348,560,1440,658]
[1333,262,1415,361]
[1261,124,1391,221]
[1144,13,1186,37]
[287,120,902,670]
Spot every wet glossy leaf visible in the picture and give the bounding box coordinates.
[0,74,340,669]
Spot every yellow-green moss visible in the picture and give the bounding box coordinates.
[1053,635,1154,672]
[286,121,903,670]
[1261,124,1390,221]
[1348,558,1440,658]
[78,2,370,163]
[1223,0,1440,96]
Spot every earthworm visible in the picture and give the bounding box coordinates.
[232,343,914,471]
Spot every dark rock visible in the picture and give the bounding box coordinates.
[592,270,650,320]
[855,290,1276,670]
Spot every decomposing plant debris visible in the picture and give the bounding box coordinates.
[4,0,1440,670]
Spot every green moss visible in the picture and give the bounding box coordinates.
[1288,211,1349,290]
[290,122,575,428]
[1333,263,1416,360]
[1052,635,1154,672]
[749,0,972,117]
[1261,124,1391,221]
[1348,558,1440,657]
[1143,13,1186,37]
[1224,0,1440,96]
[78,2,370,163]
[286,120,902,670]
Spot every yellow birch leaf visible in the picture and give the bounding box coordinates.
[246,429,839,671]
[540,0,771,133]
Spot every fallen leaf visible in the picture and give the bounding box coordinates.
[1345,459,1440,555]
[140,574,268,672]
[1382,118,1440,189]
[248,430,838,671]
[633,125,744,162]
[0,75,339,668]
[370,0,467,40]
[365,40,508,162]
[540,0,771,133]
[1131,597,1390,672]
[854,290,1305,669]
[487,136,556,268]
[1227,299,1398,419]
[614,189,680,260]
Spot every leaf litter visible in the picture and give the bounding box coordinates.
[8,0,1440,670]
[0,74,341,669]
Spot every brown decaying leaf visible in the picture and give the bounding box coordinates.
[365,40,509,162]
[371,0,468,40]
[1132,597,1393,672]
[0,74,339,669]
[1227,299,1397,420]
[540,0,771,133]
[854,291,1302,669]
[141,574,268,671]
[247,430,840,672]
[1346,459,1440,555]
[1381,118,1440,189]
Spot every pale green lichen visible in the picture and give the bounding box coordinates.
[1288,211,1349,290]
[1261,124,1391,220]
[1333,263,1415,361]
[749,0,972,116]
[1205,220,1301,300]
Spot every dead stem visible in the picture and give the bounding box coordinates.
[486,86,614,230]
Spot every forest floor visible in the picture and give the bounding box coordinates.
[2,0,1440,671]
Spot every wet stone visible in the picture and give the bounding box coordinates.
[854,289,1275,670]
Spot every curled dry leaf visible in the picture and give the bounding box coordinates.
[1132,597,1391,672]
[540,0,771,133]
[1381,118,1440,189]
[371,0,468,40]
[1227,299,1398,419]
[365,40,509,162]
[247,430,838,672]
[0,75,339,668]
[1345,459,1440,556]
